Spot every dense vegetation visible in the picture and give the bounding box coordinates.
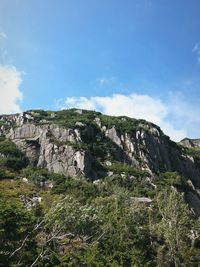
[0,137,28,179]
[1,163,200,266]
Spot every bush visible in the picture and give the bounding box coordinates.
[0,200,37,266]
[0,139,28,171]
[185,147,200,159]
[52,175,98,201]
[0,168,15,179]
[21,166,51,185]
[107,162,150,177]
[155,172,186,188]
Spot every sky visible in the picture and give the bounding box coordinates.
[0,0,200,141]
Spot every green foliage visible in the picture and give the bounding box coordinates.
[28,108,159,136]
[52,176,98,201]
[0,168,15,179]
[107,161,150,177]
[100,174,155,198]
[185,147,200,159]
[179,145,200,170]
[0,201,37,266]
[37,189,155,266]
[27,109,50,123]
[0,120,6,127]
[0,138,28,172]
[2,174,198,267]
[100,114,154,134]
[22,166,52,185]
[0,139,22,157]
[28,108,101,128]
[152,190,198,267]
[83,132,119,161]
[0,154,199,266]
[1,109,200,265]
[155,172,187,188]
[0,179,36,204]
[45,195,99,237]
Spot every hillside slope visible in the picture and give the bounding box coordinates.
[1,109,200,266]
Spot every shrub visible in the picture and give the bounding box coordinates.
[0,139,28,171]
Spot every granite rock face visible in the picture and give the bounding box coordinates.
[2,120,92,177]
[0,111,200,184]
[104,126,200,185]
[180,138,200,148]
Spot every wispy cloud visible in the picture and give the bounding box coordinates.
[192,43,200,64]
[0,65,23,114]
[0,31,8,63]
[97,76,116,86]
[57,93,189,141]
[0,47,8,63]
[0,32,7,39]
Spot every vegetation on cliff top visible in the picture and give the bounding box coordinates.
[26,108,162,135]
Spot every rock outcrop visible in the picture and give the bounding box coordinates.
[180,138,200,148]
[2,120,92,177]
[105,125,200,185]
[0,110,200,185]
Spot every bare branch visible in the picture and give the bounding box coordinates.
[29,249,44,267]
[10,219,44,258]
[10,235,29,257]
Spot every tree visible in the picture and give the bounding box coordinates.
[0,201,36,266]
[153,189,193,267]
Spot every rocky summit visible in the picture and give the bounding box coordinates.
[1,109,200,266]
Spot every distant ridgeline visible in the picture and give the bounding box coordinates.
[0,109,200,266]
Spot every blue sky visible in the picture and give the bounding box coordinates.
[0,0,200,140]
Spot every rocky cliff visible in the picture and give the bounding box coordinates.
[0,109,200,185]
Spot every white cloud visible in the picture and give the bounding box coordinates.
[0,65,23,114]
[0,32,7,39]
[169,93,200,124]
[192,43,200,64]
[167,92,200,138]
[59,93,187,141]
